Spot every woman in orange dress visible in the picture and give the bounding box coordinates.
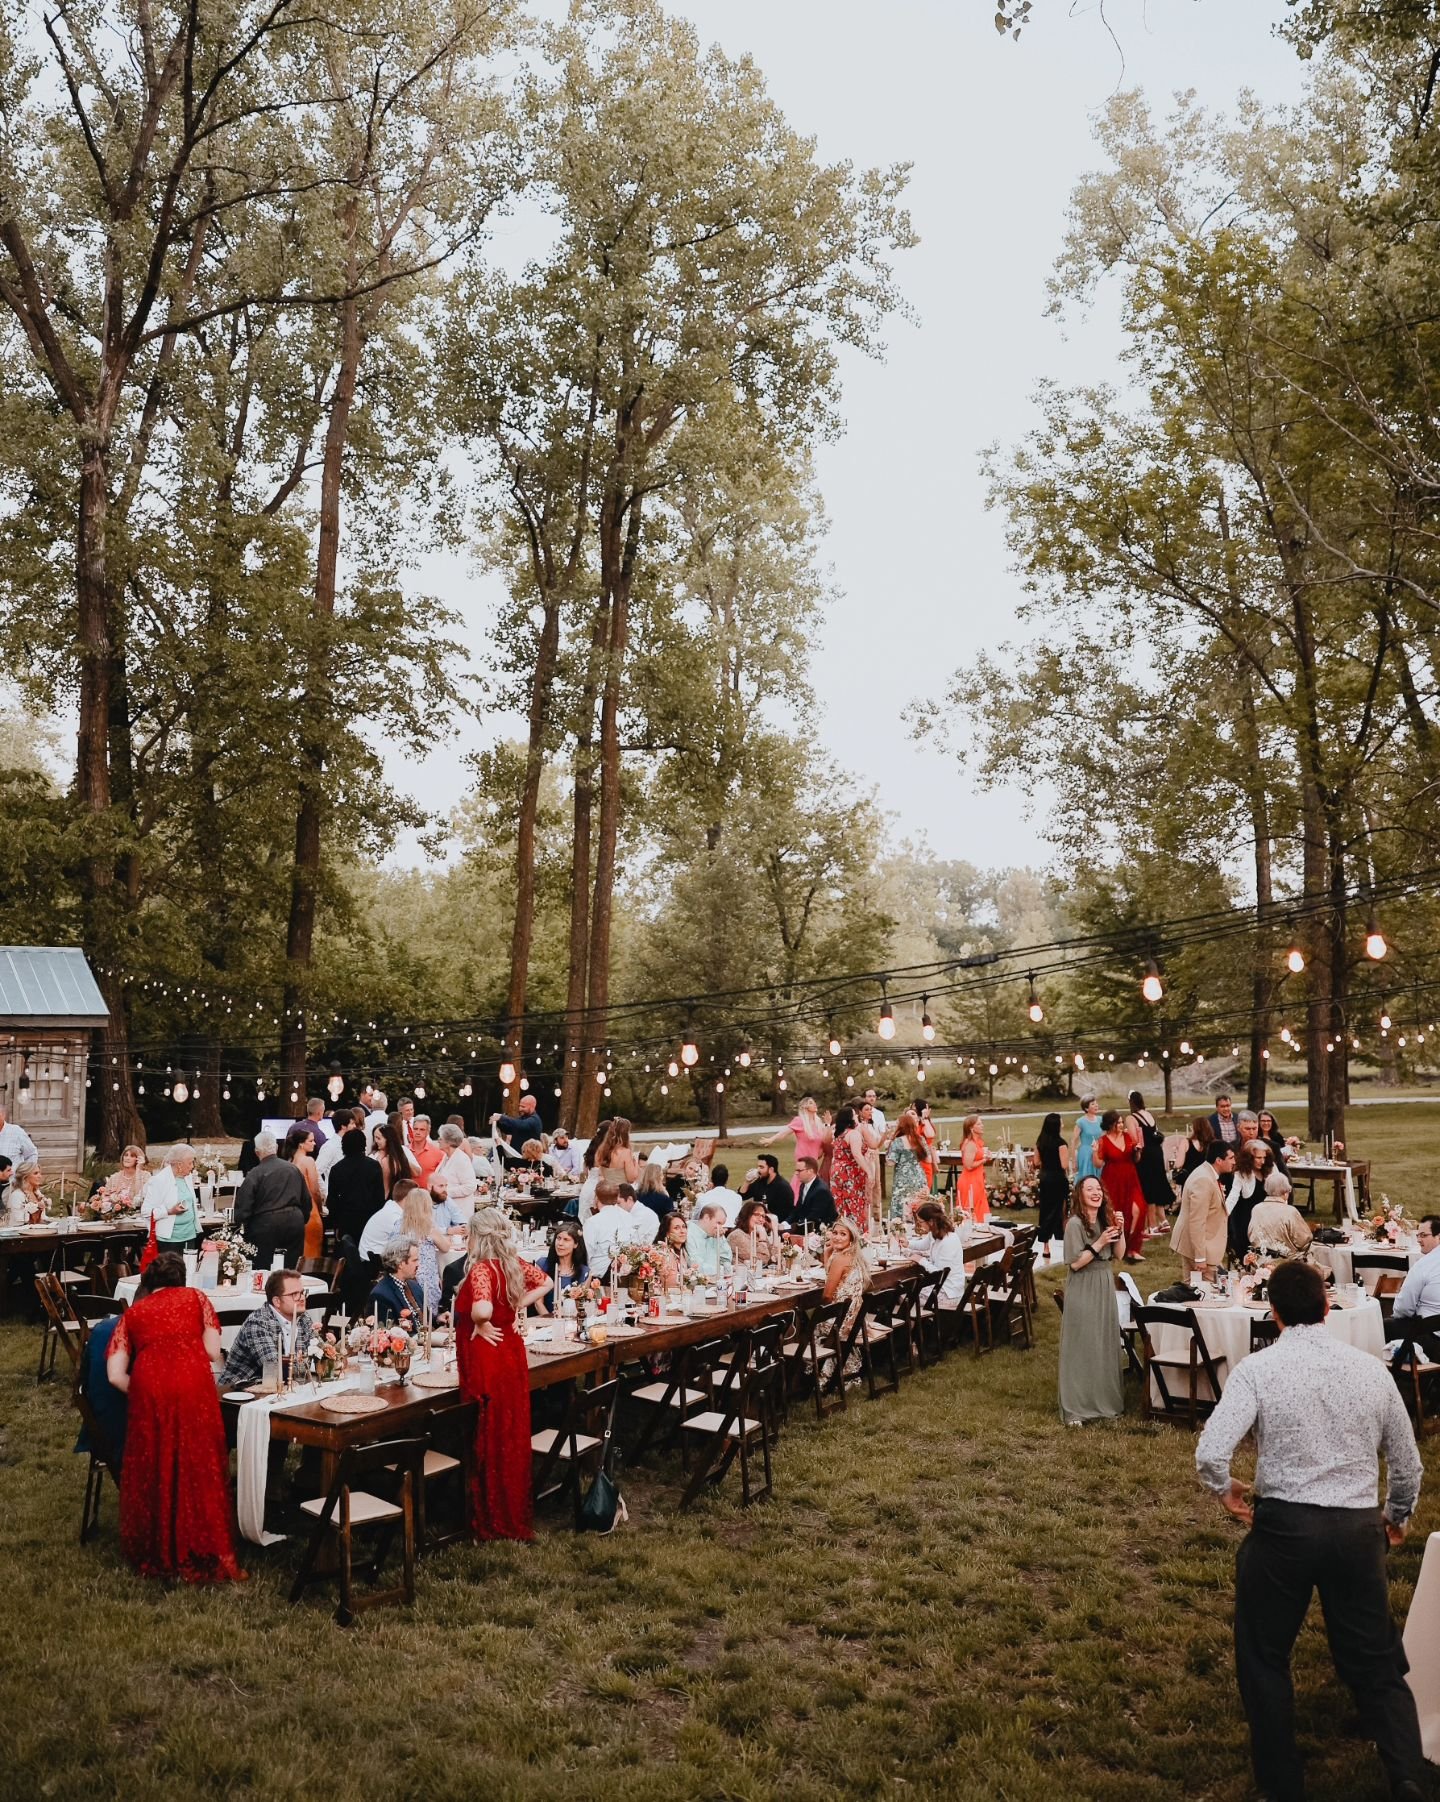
[956,1114,990,1224]
[454,1208,552,1541]
[284,1128,325,1259]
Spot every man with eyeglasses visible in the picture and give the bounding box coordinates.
[220,1267,318,1391]
[1390,1216,1440,1324]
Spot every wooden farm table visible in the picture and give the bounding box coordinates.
[0,1221,147,1313]
[1288,1159,1368,1223]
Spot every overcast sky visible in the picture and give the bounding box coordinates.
[398,0,1306,871]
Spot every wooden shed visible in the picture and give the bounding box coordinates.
[0,947,108,1174]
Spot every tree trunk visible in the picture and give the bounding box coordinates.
[281,289,363,1097]
[1326,828,1348,1150]
[1162,1059,1173,1115]
[1301,771,1332,1142]
[193,1039,225,1140]
[1236,678,1274,1111]
[561,712,597,1132]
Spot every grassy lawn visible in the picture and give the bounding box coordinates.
[2,1102,1436,1801]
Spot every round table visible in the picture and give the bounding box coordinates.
[1309,1235,1421,1291]
[1146,1290,1385,1378]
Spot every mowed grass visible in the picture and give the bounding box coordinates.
[1,1102,1437,1802]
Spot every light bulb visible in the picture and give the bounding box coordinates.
[172,1079,189,1104]
[1179,1040,1191,1055]
[680,1040,699,1068]
[327,1073,344,1099]
[1074,1053,1085,1070]
[715,1081,725,1094]
[1028,1001,1044,1024]
[877,1003,895,1041]
[828,1036,841,1057]
[921,1014,935,1043]
[498,1060,517,1086]
[667,1060,679,1078]
[1286,946,1305,974]
[519,1077,530,1091]
[1141,961,1164,1003]
[988,1063,998,1076]
[413,1082,425,1099]
[778,1075,788,1091]
[1381,1012,1392,1031]
[738,1049,751,1068]
[1366,928,1388,960]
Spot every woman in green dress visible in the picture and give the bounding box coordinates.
[884,1106,931,1222]
[1059,1174,1125,1425]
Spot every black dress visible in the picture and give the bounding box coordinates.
[1036,1140,1068,1242]
[1132,1110,1173,1214]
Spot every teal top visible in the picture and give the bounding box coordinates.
[161,1175,199,1243]
[1074,1115,1104,1183]
[689,1228,734,1278]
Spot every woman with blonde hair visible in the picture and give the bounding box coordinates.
[453,1209,551,1541]
[105,1144,150,1205]
[400,1183,454,1318]
[762,1095,832,1169]
[823,1217,871,1380]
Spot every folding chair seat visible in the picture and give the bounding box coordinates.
[784,1299,850,1419]
[858,1295,901,1397]
[1389,1316,1440,1436]
[1134,1306,1228,1428]
[68,1291,127,1348]
[386,1402,475,1547]
[534,1379,621,1527]
[626,1338,725,1462]
[680,1331,774,1509]
[985,1250,1035,1351]
[1352,1252,1412,1295]
[290,1436,425,1625]
[1374,1273,1404,1327]
[35,1274,82,1383]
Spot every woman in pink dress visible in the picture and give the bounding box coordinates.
[956,1114,990,1225]
[1095,1109,1147,1261]
[454,1209,552,1542]
[829,1104,871,1229]
[763,1096,832,1169]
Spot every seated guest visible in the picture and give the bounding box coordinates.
[688,1201,735,1279]
[220,1268,318,1389]
[823,1218,872,1379]
[519,1137,549,1179]
[728,1198,782,1266]
[76,1264,171,1468]
[582,1181,659,1278]
[537,1223,589,1313]
[465,1137,500,1184]
[1247,1173,1313,1260]
[1392,1216,1440,1324]
[740,1153,794,1219]
[368,1235,426,1325]
[789,1157,837,1232]
[545,1129,583,1180]
[358,1177,413,1262]
[910,1200,968,1306]
[702,1163,743,1227]
[636,1160,674,1221]
[657,1213,692,1286]
[5,1157,47,1225]
[428,1171,470,1237]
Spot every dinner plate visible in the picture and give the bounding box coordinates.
[224,1390,257,1403]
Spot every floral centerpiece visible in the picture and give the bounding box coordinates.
[614,1241,667,1300]
[307,1330,345,1383]
[778,1241,803,1275]
[1240,1252,1273,1303]
[1369,1196,1406,1244]
[207,1225,256,1285]
[74,1186,139,1223]
[348,1320,414,1380]
[195,1144,228,1190]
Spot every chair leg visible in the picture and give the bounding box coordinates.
[336,1518,355,1628]
[401,1477,416,1606]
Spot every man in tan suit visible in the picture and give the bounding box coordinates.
[1171,1142,1236,1278]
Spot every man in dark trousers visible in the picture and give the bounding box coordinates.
[1196,1259,1425,1802]
[233,1129,309,1268]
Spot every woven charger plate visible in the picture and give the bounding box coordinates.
[409,1369,458,1388]
[319,1391,389,1416]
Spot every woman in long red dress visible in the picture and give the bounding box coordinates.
[105,1253,243,1583]
[829,1104,871,1229]
[1094,1108,1147,1262]
[454,1209,552,1542]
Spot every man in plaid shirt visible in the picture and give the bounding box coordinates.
[220,1269,318,1390]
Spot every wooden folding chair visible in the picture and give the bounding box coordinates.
[985,1250,1035,1351]
[72,1360,123,1543]
[290,1436,425,1626]
[1374,1272,1405,1327]
[1114,1274,1144,1380]
[784,1298,851,1419]
[533,1379,621,1527]
[1352,1252,1412,1295]
[299,1254,346,1287]
[68,1290,126,1350]
[627,1337,725,1462]
[387,1399,477,1548]
[679,1329,774,1509]
[1134,1306,1227,1427]
[912,1269,947,1367]
[882,1274,924,1377]
[953,1261,997,1357]
[35,1274,82,1383]
[1249,1315,1280,1353]
[1389,1316,1440,1436]
[855,1294,901,1400]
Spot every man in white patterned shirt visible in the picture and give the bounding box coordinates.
[1196,1259,1425,1802]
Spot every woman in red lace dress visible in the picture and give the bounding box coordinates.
[829,1104,871,1229]
[454,1209,552,1542]
[105,1253,243,1582]
[1095,1108,1147,1263]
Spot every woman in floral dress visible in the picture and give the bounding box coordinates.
[829,1104,871,1229]
[884,1106,932,1221]
[454,1209,552,1541]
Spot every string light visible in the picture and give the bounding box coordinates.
[877,983,895,1041]
[1141,960,1164,1004]
[1365,912,1388,960]
[680,1037,699,1068]
[921,995,935,1043]
[1026,972,1043,1024]
[498,1060,517,1086]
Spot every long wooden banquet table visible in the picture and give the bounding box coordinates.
[0,1220,147,1314]
[249,1234,1008,1508]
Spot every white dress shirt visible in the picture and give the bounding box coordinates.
[0,1120,39,1166]
[582,1201,659,1278]
[706,1185,743,1226]
[315,1132,347,1195]
[359,1199,405,1261]
[869,1108,888,1134]
[1196,1321,1422,1524]
[1392,1243,1440,1324]
[546,1143,583,1179]
[438,1147,477,1221]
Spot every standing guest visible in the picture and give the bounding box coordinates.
[883,1107,932,1219]
[956,1114,991,1226]
[400,1184,454,1319]
[762,1095,833,1169]
[729,1198,782,1267]
[1390,1216,1440,1324]
[1096,1109,1146,1263]
[367,1236,426,1325]
[0,1101,38,1168]
[408,1115,444,1190]
[913,1098,939,1191]
[790,1157,838,1232]
[1071,1096,1103,1184]
[220,1267,317,1389]
[1207,1091,1240,1146]
[371,1121,417,1198]
[104,1144,150,1206]
[282,1127,325,1260]
[1196,1259,1425,1802]
[910,1200,967,1307]
[823,1217,872,1380]
[316,1106,363,1194]
[396,1096,416,1147]
[740,1153,795,1219]
[1170,1143,1237,1281]
[1255,1109,1292,1172]
[104,1253,242,1583]
[434,1123,478,1222]
[139,1144,202,1253]
[656,1213,692,1287]
[454,1209,551,1541]
[326,1128,385,1286]
[1032,1112,1071,1246]
[233,1130,309,1269]
[293,1098,329,1152]
[361,1086,390,1138]
[1177,1115,1215,1186]
[537,1223,589,1312]
[862,1089,889,1134]
[856,1100,884,1220]
[1225,1142,1270,1266]
[1247,1174,1313,1260]
[688,1201,735,1279]
[1129,1090,1173,1237]
[489,1095,545,1163]
[1059,1175,1125,1426]
[829,1105,872,1230]
[590,1116,642,1189]
[75,1260,171,1470]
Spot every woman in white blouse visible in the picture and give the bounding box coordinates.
[910,1201,968,1306]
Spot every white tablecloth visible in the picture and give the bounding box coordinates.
[1288,1160,1359,1221]
[1147,1293,1385,1379]
[1405,1530,1440,1764]
[1309,1237,1421,1292]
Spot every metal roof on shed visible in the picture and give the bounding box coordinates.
[0,947,108,1026]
